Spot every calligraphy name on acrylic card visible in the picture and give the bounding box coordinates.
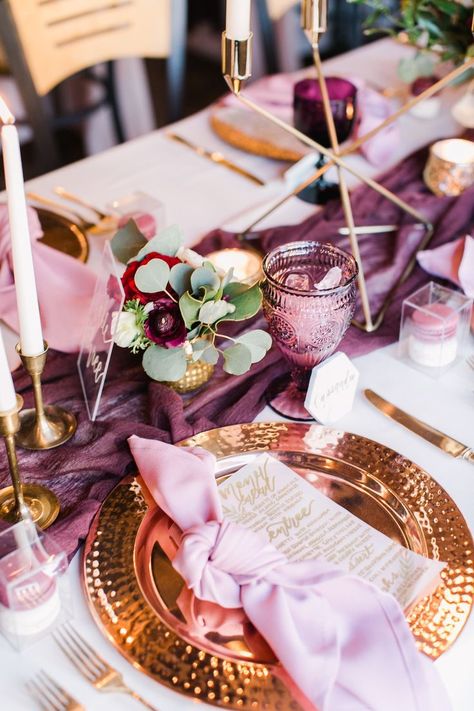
[77,242,125,421]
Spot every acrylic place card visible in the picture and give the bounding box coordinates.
[77,242,125,421]
[218,453,445,611]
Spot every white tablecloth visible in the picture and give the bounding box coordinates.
[0,38,472,711]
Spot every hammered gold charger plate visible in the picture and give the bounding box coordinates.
[83,423,473,710]
[37,208,89,262]
[210,106,307,162]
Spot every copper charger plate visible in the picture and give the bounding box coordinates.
[82,423,473,710]
[37,208,89,262]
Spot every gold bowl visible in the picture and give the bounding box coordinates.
[164,340,214,394]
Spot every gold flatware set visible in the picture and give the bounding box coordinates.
[26,671,84,711]
[27,624,159,711]
[365,389,474,464]
[166,131,265,185]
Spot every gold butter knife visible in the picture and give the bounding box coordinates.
[166,132,265,186]
[364,389,474,464]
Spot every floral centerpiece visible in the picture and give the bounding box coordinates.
[110,222,271,385]
[348,0,474,83]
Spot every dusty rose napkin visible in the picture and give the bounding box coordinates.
[417,234,474,297]
[129,435,451,711]
[0,204,96,353]
[221,72,399,166]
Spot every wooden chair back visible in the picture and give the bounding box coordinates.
[5,0,175,96]
[0,0,187,172]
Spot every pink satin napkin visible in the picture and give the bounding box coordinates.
[417,234,474,298]
[129,435,451,711]
[221,72,399,167]
[417,234,474,328]
[0,204,96,355]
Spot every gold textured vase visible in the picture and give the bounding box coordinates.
[164,341,214,394]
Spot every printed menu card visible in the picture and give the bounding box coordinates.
[218,454,445,610]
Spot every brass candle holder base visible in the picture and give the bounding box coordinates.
[0,394,60,528]
[15,342,77,451]
[17,404,77,451]
[0,483,59,529]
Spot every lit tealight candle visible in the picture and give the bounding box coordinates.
[424,138,474,196]
[226,0,251,40]
[433,138,474,164]
[0,97,44,357]
[206,248,262,284]
[0,328,17,412]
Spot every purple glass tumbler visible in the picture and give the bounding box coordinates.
[261,241,358,420]
[293,77,357,204]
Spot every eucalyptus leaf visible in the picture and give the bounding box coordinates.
[187,325,201,340]
[398,57,418,84]
[169,263,193,296]
[217,283,262,323]
[199,300,236,325]
[142,345,187,382]
[237,330,272,363]
[191,266,220,294]
[191,338,209,358]
[135,259,170,293]
[179,291,203,328]
[191,338,219,365]
[222,343,252,375]
[135,224,183,260]
[202,344,219,365]
[110,220,147,264]
[223,282,249,299]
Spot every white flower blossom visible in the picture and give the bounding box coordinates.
[112,311,141,347]
[176,247,205,269]
[199,300,236,325]
[176,246,226,276]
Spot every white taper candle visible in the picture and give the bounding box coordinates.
[0,99,44,357]
[226,0,251,40]
[0,328,17,411]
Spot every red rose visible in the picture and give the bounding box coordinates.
[122,252,181,304]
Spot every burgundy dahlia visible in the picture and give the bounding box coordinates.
[144,297,187,347]
[121,251,181,304]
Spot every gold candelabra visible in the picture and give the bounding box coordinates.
[222,3,474,332]
[15,341,77,451]
[0,394,59,528]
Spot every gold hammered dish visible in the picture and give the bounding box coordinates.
[82,423,474,710]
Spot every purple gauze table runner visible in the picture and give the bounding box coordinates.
[1,143,473,558]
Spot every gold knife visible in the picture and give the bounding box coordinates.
[364,389,474,464]
[166,132,265,186]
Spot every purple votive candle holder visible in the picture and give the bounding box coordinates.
[293,77,357,146]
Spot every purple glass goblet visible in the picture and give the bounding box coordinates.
[293,77,357,205]
[261,241,358,420]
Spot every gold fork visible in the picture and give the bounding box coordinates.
[54,624,159,710]
[26,670,85,711]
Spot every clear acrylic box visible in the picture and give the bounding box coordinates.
[0,519,70,649]
[106,191,165,239]
[398,282,473,377]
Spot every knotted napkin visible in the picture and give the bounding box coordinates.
[129,435,451,711]
[0,204,96,354]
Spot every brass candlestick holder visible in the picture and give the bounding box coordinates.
[15,341,77,450]
[0,394,60,528]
